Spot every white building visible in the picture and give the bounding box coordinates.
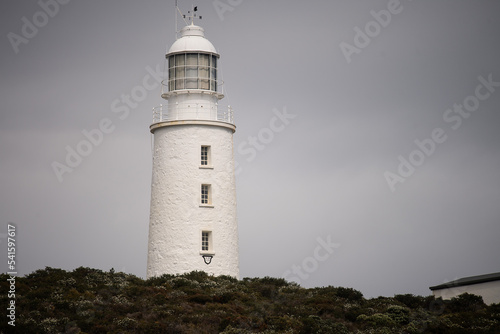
[430,272,500,305]
[146,22,239,279]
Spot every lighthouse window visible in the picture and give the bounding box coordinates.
[199,54,210,90]
[201,231,210,251]
[201,184,211,205]
[201,146,211,166]
[211,55,217,91]
[167,53,218,92]
[168,56,175,91]
[185,54,198,89]
[175,54,185,90]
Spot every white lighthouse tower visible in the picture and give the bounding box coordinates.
[146,17,239,278]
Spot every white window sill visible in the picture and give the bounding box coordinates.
[200,251,215,256]
[199,204,214,208]
[199,166,214,170]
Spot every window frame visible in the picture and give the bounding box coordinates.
[200,184,213,207]
[200,145,212,168]
[200,230,214,255]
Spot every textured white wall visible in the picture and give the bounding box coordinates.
[147,122,239,278]
[432,280,500,305]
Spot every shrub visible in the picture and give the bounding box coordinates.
[386,305,410,325]
[216,275,238,283]
[259,276,290,288]
[220,325,253,334]
[145,273,175,286]
[301,315,349,334]
[345,305,364,322]
[357,313,396,328]
[183,270,210,283]
[447,293,485,313]
[394,294,425,309]
[335,287,364,302]
[8,266,500,334]
[267,315,301,331]
[113,316,137,330]
[188,294,212,304]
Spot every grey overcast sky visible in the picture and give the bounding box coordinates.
[1,0,499,298]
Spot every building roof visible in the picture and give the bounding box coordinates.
[167,23,218,55]
[429,272,500,291]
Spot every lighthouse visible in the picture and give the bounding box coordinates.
[146,19,239,278]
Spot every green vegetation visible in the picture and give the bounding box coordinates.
[1,267,499,333]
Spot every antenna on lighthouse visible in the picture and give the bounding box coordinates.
[175,2,202,38]
[174,1,189,39]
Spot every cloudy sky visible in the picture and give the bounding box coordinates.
[1,0,499,298]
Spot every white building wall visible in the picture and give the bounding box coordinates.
[147,123,239,278]
[165,93,220,121]
[432,280,500,305]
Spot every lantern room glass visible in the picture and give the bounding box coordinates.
[168,53,218,92]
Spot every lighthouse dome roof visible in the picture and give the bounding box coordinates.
[168,24,218,55]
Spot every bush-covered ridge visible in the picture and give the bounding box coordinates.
[1,267,499,333]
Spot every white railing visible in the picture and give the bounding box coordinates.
[152,103,234,125]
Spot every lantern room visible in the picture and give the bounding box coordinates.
[153,21,232,125]
[167,53,217,91]
[164,24,220,95]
